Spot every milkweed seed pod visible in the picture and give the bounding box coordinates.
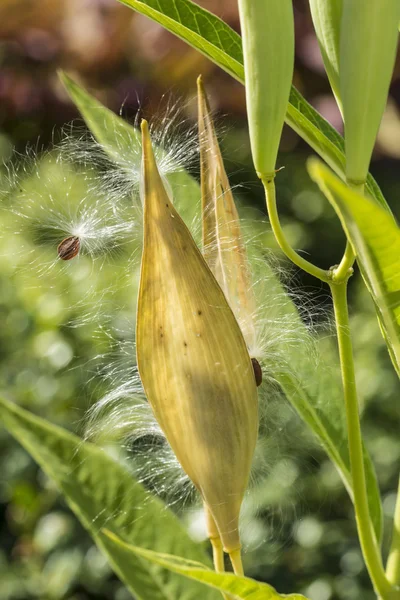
[238,0,294,178]
[136,120,259,553]
[340,0,400,185]
[197,75,257,353]
[309,0,343,112]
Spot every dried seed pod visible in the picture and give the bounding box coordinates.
[238,0,294,178]
[340,0,400,184]
[137,120,259,553]
[309,0,342,111]
[57,236,80,260]
[197,75,256,350]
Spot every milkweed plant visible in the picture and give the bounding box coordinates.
[1,1,400,599]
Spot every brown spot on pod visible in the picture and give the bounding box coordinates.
[57,236,80,261]
[251,358,262,387]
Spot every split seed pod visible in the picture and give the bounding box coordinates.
[137,120,259,553]
[238,0,294,178]
[340,0,400,185]
[197,75,257,351]
[309,0,342,112]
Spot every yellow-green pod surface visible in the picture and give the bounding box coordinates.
[309,0,343,111]
[238,0,294,178]
[137,120,259,553]
[197,76,257,351]
[340,0,400,184]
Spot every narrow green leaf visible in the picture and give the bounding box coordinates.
[115,0,389,212]
[103,530,309,600]
[308,159,400,379]
[277,370,383,542]
[0,396,218,600]
[59,70,140,166]
[59,71,200,227]
[245,255,383,543]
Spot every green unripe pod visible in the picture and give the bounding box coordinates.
[238,0,294,179]
[340,0,400,185]
[309,0,343,111]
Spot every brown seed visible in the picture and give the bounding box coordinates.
[57,236,80,261]
[251,357,262,387]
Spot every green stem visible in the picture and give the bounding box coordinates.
[229,548,244,576]
[332,241,356,282]
[262,177,332,284]
[386,477,400,586]
[210,536,230,600]
[330,282,394,599]
[332,181,362,282]
[211,536,225,573]
[331,180,362,282]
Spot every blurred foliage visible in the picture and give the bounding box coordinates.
[0,1,399,600]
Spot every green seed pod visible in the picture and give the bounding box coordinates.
[309,0,343,111]
[340,0,400,185]
[137,120,259,553]
[238,0,294,178]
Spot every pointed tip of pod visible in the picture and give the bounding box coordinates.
[141,118,165,202]
[140,118,151,159]
[196,74,204,92]
[197,74,209,119]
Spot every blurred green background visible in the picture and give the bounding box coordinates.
[0,1,399,599]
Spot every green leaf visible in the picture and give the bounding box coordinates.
[247,255,383,543]
[0,396,218,600]
[308,158,400,379]
[115,0,389,213]
[103,530,309,600]
[277,370,383,542]
[59,71,200,228]
[59,71,140,166]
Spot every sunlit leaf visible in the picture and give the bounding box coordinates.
[0,396,218,600]
[309,158,400,379]
[115,0,389,212]
[103,530,309,600]
[59,71,200,227]
[277,369,383,542]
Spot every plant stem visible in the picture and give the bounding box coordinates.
[386,477,400,586]
[210,536,230,600]
[205,504,232,599]
[330,281,394,599]
[262,177,332,284]
[211,536,225,573]
[331,181,362,282]
[229,548,244,576]
[332,181,362,282]
[332,241,356,282]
